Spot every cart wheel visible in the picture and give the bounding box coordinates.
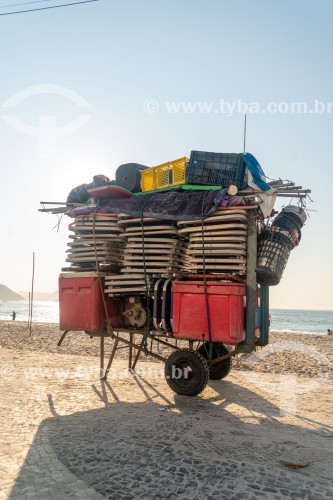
[165,348,209,396]
[198,343,232,380]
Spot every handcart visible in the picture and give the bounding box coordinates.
[57,211,270,396]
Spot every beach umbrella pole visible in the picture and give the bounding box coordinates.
[29,252,35,335]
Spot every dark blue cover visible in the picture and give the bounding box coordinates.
[67,188,227,220]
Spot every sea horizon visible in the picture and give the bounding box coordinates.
[1,299,332,312]
[0,300,332,335]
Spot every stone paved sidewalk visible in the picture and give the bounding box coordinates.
[0,347,332,499]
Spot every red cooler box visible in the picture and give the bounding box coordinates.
[172,281,246,344]
[59,273,123,332]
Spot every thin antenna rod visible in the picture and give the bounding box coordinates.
[28,291,31,332]
[29,252,35,335]
[243,114,247,153]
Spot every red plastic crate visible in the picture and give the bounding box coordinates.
[172,281,246,345]
[59,273,123,332]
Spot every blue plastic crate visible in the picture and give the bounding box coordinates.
[186,151,248,189]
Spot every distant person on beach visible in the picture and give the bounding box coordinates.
[11,311,16,321]
[327,329,333,336]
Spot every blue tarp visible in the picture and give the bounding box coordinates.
[240,152,271,192]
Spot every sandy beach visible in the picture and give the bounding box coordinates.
[0,320,332,499]
[1,320,332,378]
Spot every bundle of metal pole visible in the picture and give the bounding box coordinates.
[238,212,257,353]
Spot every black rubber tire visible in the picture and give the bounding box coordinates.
[165,348,209,396]
[198,343,232,380]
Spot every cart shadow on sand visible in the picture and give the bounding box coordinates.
[8,371,333,499]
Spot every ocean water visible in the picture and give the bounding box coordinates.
[270,309,333,335]
[0,300,332,335]
[0,300,59,323]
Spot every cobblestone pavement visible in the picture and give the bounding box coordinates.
[0,347,332,499]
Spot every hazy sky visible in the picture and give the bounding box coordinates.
[0,0,332,310]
